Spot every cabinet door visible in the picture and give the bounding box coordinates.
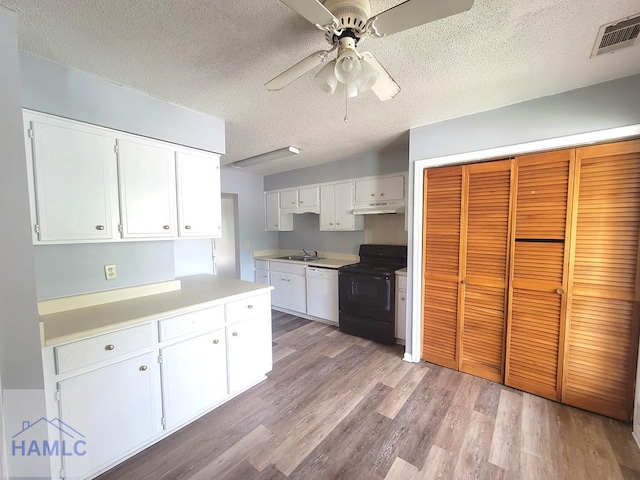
[422,166,463,369]
[319,185,336,230]
[334,182,356,230]
[176,151,221,238]
[280,190,298,209]
[459,160,513,383]
[298,186,319,208]
[355,176,404,203]
[30,120,118,241]
[287,273,307,313]
[270,273,288,308]
[395,285,407,342]
[58,352,161,479]
[227,315,272,393]
[505,150,574,401]
[161,330,227,428]
[118,139,177,238]
[255,268,270,285]
[562,140,640,421]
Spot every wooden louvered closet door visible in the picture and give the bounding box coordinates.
[562,140,640,421]
[422,166,463,369]
[459,160,513,382]
[505,150,575,401]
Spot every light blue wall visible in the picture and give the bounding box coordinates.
[0,7,44,390]
[264,146,408,190]
[19,54,225,154]
[34,242,176,300]
[409,74,640,161]
[220,168,278,281]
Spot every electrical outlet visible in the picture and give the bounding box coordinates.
[344,241,350,249]
[245,242,250,249]
[104,264,117,280]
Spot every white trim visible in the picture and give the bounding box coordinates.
[0,380,7,480]
[408,124,640,363]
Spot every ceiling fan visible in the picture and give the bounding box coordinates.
[265,0,474,102]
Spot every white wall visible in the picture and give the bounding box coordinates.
[0,6,46,476]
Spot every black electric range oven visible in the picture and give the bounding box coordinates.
[338,244,407,345]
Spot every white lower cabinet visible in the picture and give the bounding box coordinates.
[58,352,161,479]
[227,314,272,393]
[160,329,227,429]
[395,274,407,343]
[269,261,307,314]
[46,288,272,480]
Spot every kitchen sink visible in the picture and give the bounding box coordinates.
[275,255,326,262]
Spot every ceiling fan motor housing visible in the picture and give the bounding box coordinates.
[323,0,371,44]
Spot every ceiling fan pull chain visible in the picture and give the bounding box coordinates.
[344,88,349,123]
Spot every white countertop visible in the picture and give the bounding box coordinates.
[40,275,272,346]
[254,253,357,269]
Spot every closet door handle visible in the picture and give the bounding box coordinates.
[461,280,468,285]
[556,288,565,295]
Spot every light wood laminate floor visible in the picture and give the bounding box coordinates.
[98,311,640,480]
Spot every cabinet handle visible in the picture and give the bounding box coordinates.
[300,200,304,203]
[163,225,170,230]
[247,304,253,309]
[274,224,278,228]
[556,288,565,295]
[232,332,238,337]
[213,339,219,344]
[185,225,191,230]
[329,223,333,226]
[381,192,385,197]
[291,201,296,204]
[400,296,405,301]
[336,222,340,226]
[96,225,105,231]
[371,193,375,197]
[139,365,148,371]
[105,344,115,351]
[461,280,468,285]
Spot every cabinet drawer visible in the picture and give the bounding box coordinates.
[55,323,154,374]
[254,259,269,270]
[158,306,223,342]
[269,261,306,275]
[397,275,407,290]
[226,293,271,323]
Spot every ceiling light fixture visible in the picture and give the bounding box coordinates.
[230,146,300,168]
[313,38,380,102]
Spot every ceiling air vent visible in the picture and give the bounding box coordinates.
[591,13,640,57]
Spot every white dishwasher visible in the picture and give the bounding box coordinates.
[306,266,339,323]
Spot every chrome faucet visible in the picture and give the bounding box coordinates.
[302,249,318,258]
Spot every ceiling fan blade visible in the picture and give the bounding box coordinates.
[265,51,329,91]
[279,0,338,29]
[365,55,400,101]
[372,0,474,36]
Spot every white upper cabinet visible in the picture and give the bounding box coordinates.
[265,192,293,231]
[176,151,221,238]
[279,190,298,210]
[280,186,320,214]
[117,138,177,238]
[27,116,119,242]
[24,110,223,244]
[320,182,363,231]
[354,175,405,203]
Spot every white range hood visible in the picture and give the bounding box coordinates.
[352,201,405,215]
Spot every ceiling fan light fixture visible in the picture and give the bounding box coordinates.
[356,57,380,92]
[313,61,338,94]
[334,49,362,84]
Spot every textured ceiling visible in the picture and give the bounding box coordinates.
[2,0,640,175]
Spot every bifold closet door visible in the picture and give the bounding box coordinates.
[562,140,640,421]
[459,160,513,382]
[505,150,575,401]
[422,166,463,369]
